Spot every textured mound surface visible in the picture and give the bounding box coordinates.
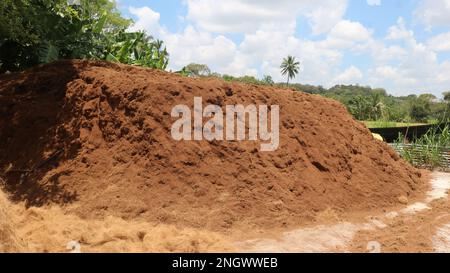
[0,60,425,231]
[0,190,22,252]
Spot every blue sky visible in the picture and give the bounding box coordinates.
[116,0,450,97]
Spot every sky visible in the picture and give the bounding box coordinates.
[115,0,450,97]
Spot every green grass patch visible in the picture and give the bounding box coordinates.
[363,120,428,128]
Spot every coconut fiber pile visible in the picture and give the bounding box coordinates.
[0,60,425,231]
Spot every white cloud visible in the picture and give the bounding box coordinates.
[367,0,381,6]
[371,66,398,79]
[185,0,297,33]
[128,7,246,75]
[126,3,450,97]
[329,20,372,42]
[386,17,414,41]
[163,26,247,75]
[372,44,408,64]
[304,0,349,35]
[185,0,348,35]
[128,4,349,84]
[129,7,164,37]
[236,23,343,84]
[332,66,363,85]
[242,32,343,84]
[427,32,450,52]
[321,20,373,51]
[415,0,450,28]
[367,19,450,96]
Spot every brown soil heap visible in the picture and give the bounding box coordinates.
[0,191,21,252]
[0,60,424,231]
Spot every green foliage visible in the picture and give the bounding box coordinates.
[283,83,449,123]
[101,31,169,69]
[346,92,386,120]
[348,95,371,120]
[39,41,59,63]
[407,95,432,122]
[262,75,274,86]
[395,125,450,169]
[1,0,63,70]
[280,55,300,85]
[409,103,429,122]
[443,91,450,102]
[179,63,211,77]
[221,74,266,85]
[176,67,191,77]
[287,83,326,94]
[0,0,169,72]
[200,72,277,87]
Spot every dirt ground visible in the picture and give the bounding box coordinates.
[348,172,450,253]
[237,172,450,253]
[1,172,448,253]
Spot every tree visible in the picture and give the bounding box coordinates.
[368,92,385,120]
[0,0,132,71]
[410,103,429,122]
[103,31,169,69]
[419,93,437,103]
[348,95,370,120]
[443,91,450,102]
[280,55,300,86]
[262,75,274,85]
[408,96,431,122]
[181,63,211,77]
[442,91,450,122]
[0,0,169,71]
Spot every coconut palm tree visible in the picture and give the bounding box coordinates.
[368,92,385,120]
[280,55,300,86]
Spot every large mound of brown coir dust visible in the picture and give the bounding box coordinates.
[0,60,425,231]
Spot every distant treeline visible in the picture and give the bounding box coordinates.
[184,69,450,124]
[284,83,450,123]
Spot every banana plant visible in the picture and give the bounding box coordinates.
[102,31,169,70]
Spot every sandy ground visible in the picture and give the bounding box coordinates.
[2,172,448,253]
[236,172,450,253]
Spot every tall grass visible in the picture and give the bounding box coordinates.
[394,125,450,169]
